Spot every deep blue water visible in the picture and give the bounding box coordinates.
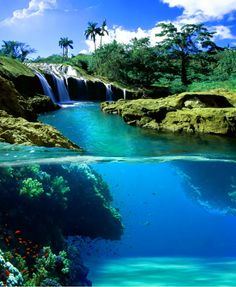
[38,103,236,285]
[2,103,236,286]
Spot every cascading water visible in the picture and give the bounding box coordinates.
[53,75,71,103]
[105,84,113,101]
[36,72,57,103]
[123,89,127,100]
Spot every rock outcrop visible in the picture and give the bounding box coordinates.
[0,57,82,149]
[0,110,80,149]
[101,91,236,136]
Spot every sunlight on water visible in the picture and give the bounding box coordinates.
[90,257,236,286]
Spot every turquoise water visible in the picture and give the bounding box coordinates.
[39,103,236,159]
[39,103,236,286]
[1,103,236,285]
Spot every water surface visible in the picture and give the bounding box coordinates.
[2,102,236,286]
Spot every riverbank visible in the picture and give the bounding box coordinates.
[101,91,236,136]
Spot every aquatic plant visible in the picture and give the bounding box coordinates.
[20,178,44,198]
[26,247,70,286]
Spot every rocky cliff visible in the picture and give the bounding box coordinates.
[0,57,80,149]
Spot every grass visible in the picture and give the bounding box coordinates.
[0,56,34,78]
[188,78,236,93]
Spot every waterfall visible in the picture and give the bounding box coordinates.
[36,72,57,103]
[105,84,113,101]
[53,75,71,103]
[123,89,127,100]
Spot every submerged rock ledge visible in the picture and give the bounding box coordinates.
[101,91,236,136]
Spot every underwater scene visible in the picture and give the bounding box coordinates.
[1,102,236,286]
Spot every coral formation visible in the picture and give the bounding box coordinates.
[0,250,23,286]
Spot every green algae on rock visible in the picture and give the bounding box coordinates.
[101,91,236,136]
[0,110,80,149]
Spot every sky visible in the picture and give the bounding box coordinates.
[0,0,236,57]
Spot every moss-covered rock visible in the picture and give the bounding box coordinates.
[0,110,80,149]
[101,91,236,136]
[160,108,236,135]
[0,57,34,78]
[0,76,57,121]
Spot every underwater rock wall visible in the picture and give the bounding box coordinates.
[0,163,123,285]
[0,163,123,248]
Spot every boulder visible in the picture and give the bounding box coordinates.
[0,110,81,149]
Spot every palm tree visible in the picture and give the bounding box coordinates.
[84,22,101,51]
[58,37,73,59]
[1,40,35,62]
[99,20,109,47]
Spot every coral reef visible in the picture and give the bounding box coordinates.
[0,163,123,286]
[0,164,123,249]
[0,250,23,286]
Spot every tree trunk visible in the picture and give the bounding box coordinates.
[94,39,96,51]
[100,36,103,47]
[65,47,68,58]
[181,54,188,85]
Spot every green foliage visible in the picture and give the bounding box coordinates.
[126,38,159,87]
[20,178,44,198]
[89,40,128,82]
[4,247,70,286]
[70,54,93,72]
[188,77,236,93]
[26,246,70,286]
[33,54,65,64]
[89,39,160,88]
[156,23,217,85]
[212,49,236,80]
[0,56,34,78]
[0,41,36,62]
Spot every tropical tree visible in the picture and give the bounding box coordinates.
[0,41,36,62]
[89,41,128,82]
[84,22,101,51]
[156,23,216,85]
[58,37,73,59]
[99,19,109,47]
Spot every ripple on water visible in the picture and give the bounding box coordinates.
[90,257,236,286]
